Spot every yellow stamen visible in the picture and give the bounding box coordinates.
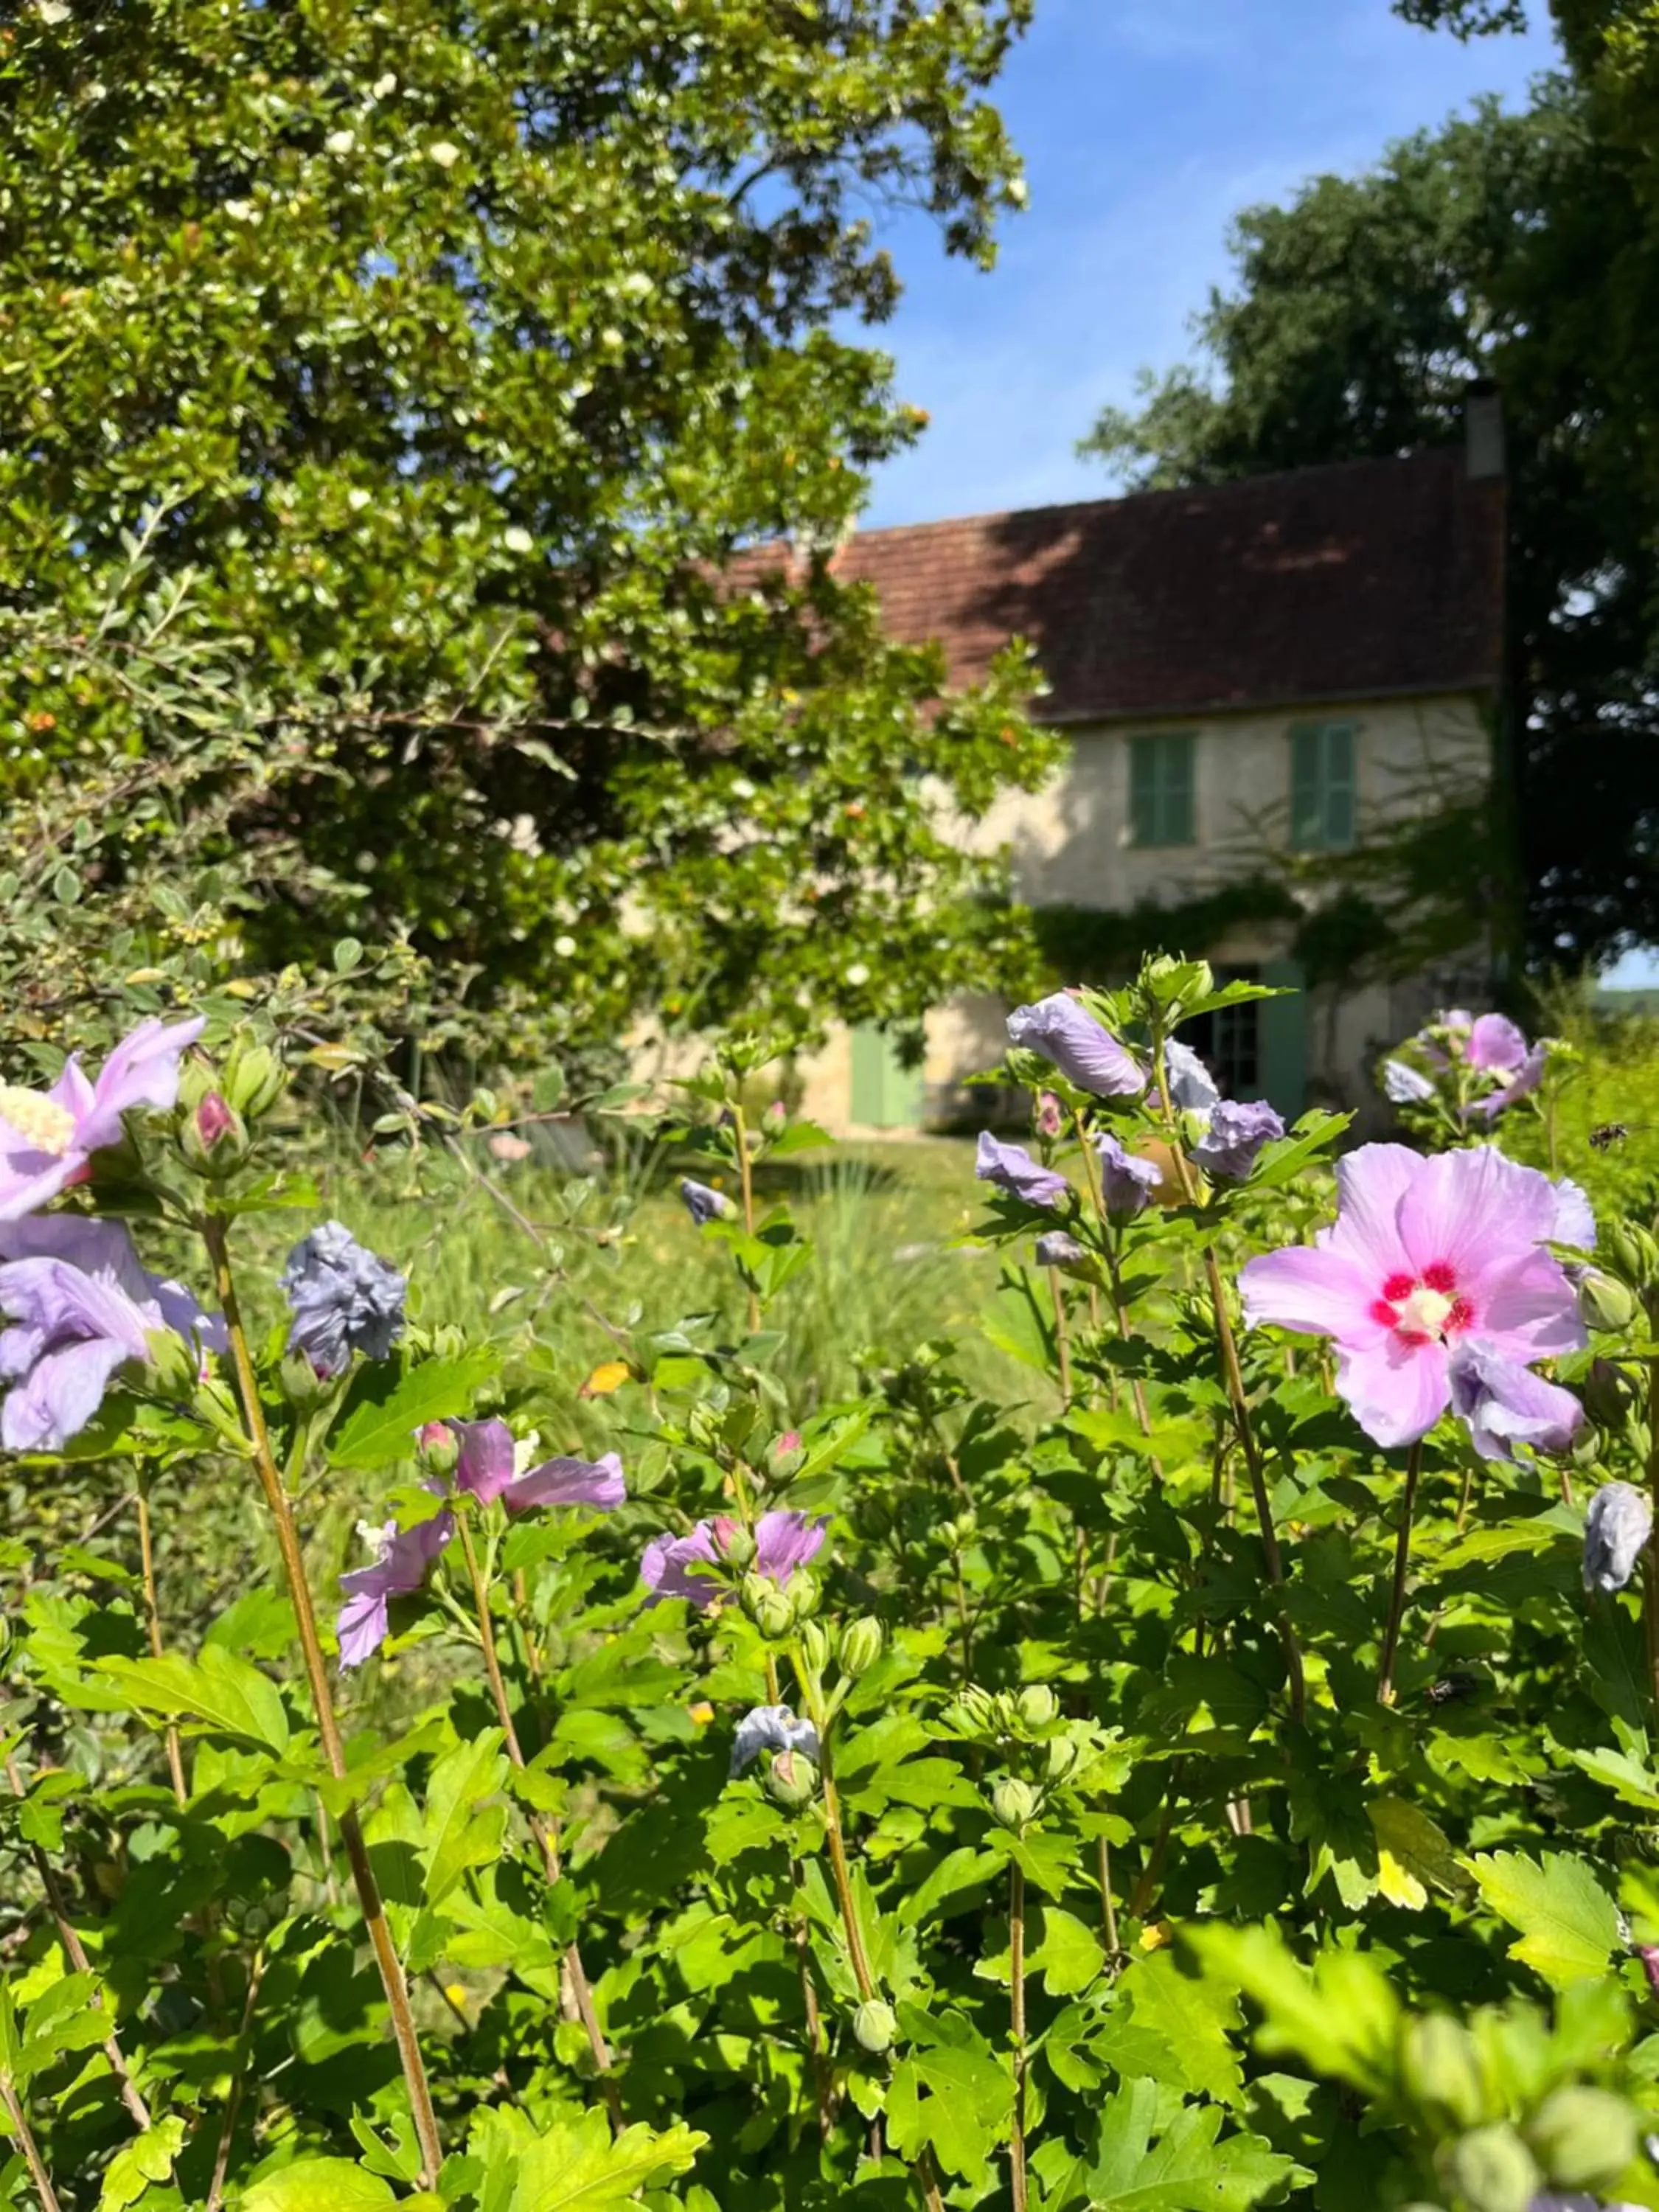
[1397,1285,1454,1338]
[0,1088,75,1157]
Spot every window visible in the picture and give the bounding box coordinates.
[1129,732,1196,847]
[1186,966,1260,1096]
[1290,721,1357,851]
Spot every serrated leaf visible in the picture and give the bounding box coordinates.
[886,2036,1013,2179]
[1465,1849,1619,1988]
[1027,1907,1107,1998]
[1122,1950,1243,2106]
[99,2116,186,2210]
[1368,1797,1469,1910]
[422,1732,510,1905]
[330,1352,498,1470]
[1080,2076,1302,2208]
[93,1646,289,1754]
[1568,1744,1659,1811]
[243,2160,396,2212]
[507,2112,706,2209]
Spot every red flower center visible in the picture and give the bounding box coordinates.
[1371,1262,1474,1346]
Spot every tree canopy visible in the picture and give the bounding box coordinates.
[0,0,1056,1069]
[1082,44,1659,976]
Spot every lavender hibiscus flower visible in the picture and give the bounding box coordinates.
[1162,1040,1220,1114]
[448,1416,625,1512]
[281,1220,406,1377]
[730,1705,820,1777]
[1239,1144,1585,1448]
[337,1511,456,1669]
[0,1216,222,1452]
[641,1509,828,1610]
[1447,1339,1585,1464]
[1006,994,1144,1097]
[0,1015,204,1220]
[1583,1481,1653,1595]
[681,1179,735,1227]
[975,1132,1069,1209]
[1096,1132,1163,1220]
[1193,1099,1285,1180]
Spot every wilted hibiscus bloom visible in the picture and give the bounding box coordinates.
[0,1216,222,1452]
[1240,1144,1585,1447]
[641,1509,827,1610]
[281,1220,406,1377]
[975,1132,1069,1209]
[1006,994,1144,1098]
[1447,1340,1584,1465]
[0,1015,204,1220]
[447,1416,625,1512]
[729,1705,820,1778]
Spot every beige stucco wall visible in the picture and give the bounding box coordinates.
[791,692,1493,1135]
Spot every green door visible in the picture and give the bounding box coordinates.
[1258,959,1307,1120]
[849,1026,924,1129]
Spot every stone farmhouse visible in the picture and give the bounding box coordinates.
[793,405,1509,1135]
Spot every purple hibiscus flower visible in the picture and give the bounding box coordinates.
[448,1416,625,1512]
[1468,1041,1548,1121]
[730,1705,821,1778]
[681,1178,735,1227]
[1096,1131,1163,1220]
[1447,1339,1585,1464]
[337,1510,456,1670]
[1583,1481,1653,1595]
[1006,994,1144,1098]
[281,1221,406,1377]
[975,1132,1070,1209]
[641,1509,828,1611]
[1193,1099,1286,1180]
[0,1216,222,1453]
[1162,1040,1220,1114]
[0,1016,204,1220]
[1382,1058,1436,1105]
[1239,1144,1585,1448]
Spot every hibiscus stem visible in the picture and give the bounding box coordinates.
[1202,1248,1307,1726]
[198,1211,443,2189]
[1377,1440,1425,1708]
[134,1477,188,1809]
[453,1512,620,2120]
[4,1753,151,2134]
[0,2078,60,2212]
[1009,1860,1029,2212]
[1046,1265,1074,1408]
[731,1101,762,1335]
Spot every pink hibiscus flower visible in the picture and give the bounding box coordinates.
[0,1017,204,1220]
[1239,1144,1585,1448]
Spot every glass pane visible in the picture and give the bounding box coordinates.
[1129,737,1158,847]
[1290,726,1323,849]
[1323,725,1356,849]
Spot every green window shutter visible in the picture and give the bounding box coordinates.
[1130,734,1196,847]
[849,1025,922,1129]
[1258,958,1307,1119]
[1290,722,1358,851]
[1130,737,1158,847]
[1322,723,1355,850]
[1290,726,1322,849]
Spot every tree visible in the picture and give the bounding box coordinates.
[0,0,1057,1071]
[1081,75,1659,975]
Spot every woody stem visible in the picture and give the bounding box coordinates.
[199,1212,442,2187]
[0,2080,59,2212]
[1377,1440,1425,1708]
[454,1512,619,2115]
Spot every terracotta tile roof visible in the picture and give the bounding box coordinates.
[821,449,1506,722]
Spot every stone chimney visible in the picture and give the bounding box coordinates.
[1466,380,1505,480]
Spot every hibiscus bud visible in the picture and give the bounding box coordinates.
[417,1421,460,1478]
[948,1686,999,1736]
[280,1348,337,1408]
[784,1566,820,1622]
[1525,2085,1638,2190]
[1015,1685,1059,1731]
[769,1430,804,1482]
[853,1999,897,2055]
[144,1326,201,1399]
[1046,1736,1084,1784]
[839,1617,884,1678]
[180,1091,249,1177]
[1442,2122,1540,2212]
[722,1527,759,1571]
[1578,1269,1640,1334]
[1607,1220,1659,1290]
[1584,1357,1632,1428]
[745,1577,796,1640]
[1034,1091,1064,1140]
[762,1749,818,1809]
[1639,1945,1659,1996]
[222,1039,285,1120]
[1399,2014,1487,2132]
[797,1620,832,1675]
[762,1100,787,1133]
[991,1778,1040,1833]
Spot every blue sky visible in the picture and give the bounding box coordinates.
[860,0,1559,531]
